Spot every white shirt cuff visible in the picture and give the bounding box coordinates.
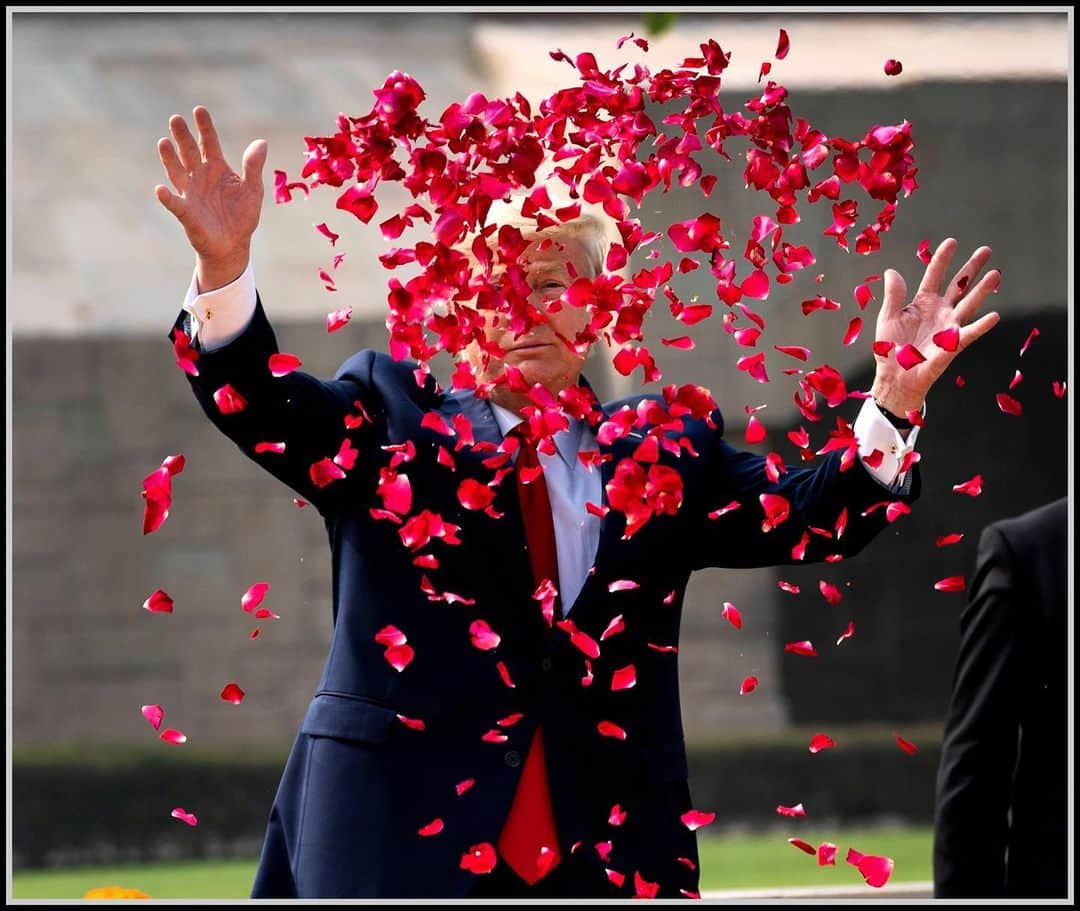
[182,260,258,352]
[853,397,923,491]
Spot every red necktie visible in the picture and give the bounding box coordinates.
[496,422,562,884]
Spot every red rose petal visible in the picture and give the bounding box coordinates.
[895,733,918,754]
[776,28,790,59]
[241,582,270,613]
[808,733,835,753]
[708,500,742,519]
[327,307,352,333]
[745,414,767,444]
[721,601,742,630]
[161,454,186,476]
[396,714,426,731]
[1052,381,1066,398]
[836,621,855,645]
[160,728,187,745]
[842,317,863,346]
[934,575,966,593]
[460,842,497,875]
[932,326,959,352]
[681,809,715,831]
[468,619,501,651]
[895,344,926,370]
[142,589,174,614]
[141,704,164,730]
[171,808,198,827]
[996,392,1023,416]
[634,871,660,899]
[936,533,964,547]
[872,340,895,357]
[254,441,286,454]
[606,869,626,888]
[776,803,806,817]
[789,837,816,855]
[786,640,817,657]
[220,682,245,705]
[916,239,932,264]
[455,778,475,796]
[383,642,415,672]
[739,675,758,695]
[212,384,247,415]
[774,345,810,361]
[884,58,903,76]
[778,581,801,595]
[818,580,843,606]
[418,818,444,837]
[759,493,790,532]
[607,579,639,593]
[598,720,627,740]
[850,851,895,888]
[268,353,302,377]
[952,474,983,496]
[310,457,346,488]
[611,664,637,691]
[600,614,625,641]
[1008,370,1023,391]
[1019,326,1039,357]
[818,842,838,866]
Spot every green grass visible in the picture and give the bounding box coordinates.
[12,826,930,898]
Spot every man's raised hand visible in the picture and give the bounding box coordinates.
[155,106,267,289]
[871,238,1001,417]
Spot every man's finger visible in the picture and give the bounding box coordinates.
[193,105,225,163]
[241,138,268,188]
[158,137,187,194]
[879,268,908,322]
[957,311,1000,352]
[953,270,1001,326]
[169,114,202,172]
[155,184,188,222]
[917,237,958,297]
[945,246,993,304]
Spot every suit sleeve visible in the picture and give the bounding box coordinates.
[932,524,1020,897]
[168,296,385,514]
[685,410,922,571]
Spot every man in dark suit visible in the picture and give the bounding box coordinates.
[934,498,1068,898]
[155,106,1002,898]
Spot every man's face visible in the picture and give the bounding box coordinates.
[462,234,594,397]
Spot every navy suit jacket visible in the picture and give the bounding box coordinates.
[933,498,1067,898]
[170,298,920,898]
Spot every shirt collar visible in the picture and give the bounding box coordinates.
[488,399,584,470]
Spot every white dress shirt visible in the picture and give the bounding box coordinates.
[182,262,921,614]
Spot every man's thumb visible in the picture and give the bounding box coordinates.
[242,139,268,187]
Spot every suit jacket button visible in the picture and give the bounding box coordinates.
[541,657,553,671]
[504,750,522,768]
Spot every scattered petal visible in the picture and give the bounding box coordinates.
[789,837,816,855]
[609,804,628,826]
[786,641,818,657]
[469,619,501,651]
[775,28,790,59]
[241,582,270,613]
[171,808,197,827]
[159,728,187,745]
[776,803,806,818]
[607,579,640,593]
[141,704,164,730]
[849,849,895,888]
[836,621,856,645]
[598,720,627,740]
[842,317,863,347]
[778,581,801,595]
[996,392,1022,416]
[1019,326,1039,357]
[819,580,843,606]
[142,590,174,614]
[895,733,918,755]
[268,353,302,377]
[935,533,964,547]
[739,675,758,695]
[220,683,245,705]
[916,239,932,264]
[680,809,716,831]
[808,733,835,753]
[384,642,415,672]
[721,601,742,629]
[952,474,983,496]
[932,326,959,353]
[611,664,637,691]
[818,842,838,866]
[895,344,926,370]
[418,818,444,836]
[934,575,966,593]
[212,384,247,415]
[327,307,353,333]
[460,843,497,875]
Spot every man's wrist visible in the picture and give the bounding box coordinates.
[196,249,251,295]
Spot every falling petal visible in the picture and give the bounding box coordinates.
[786,640,818,657]
[268,353,302,377]
[220,683,245,705]
[836,621,856,645]
[159,728,187,745]
[634,871,660,899]
[250,627,260,640]
[932,326,959,352]
[609,804,628,826]
[598,720,627,740]
[171,808,198,827]
[241,582,270,613]
[808,733,835,753]
[212,384,247,415]
[778,581,801,595]
[952,474,983,496]
[142,590,174,614]
[1008,370,1023,391]
[934,575,966,593]
[842,318,862,346]
[1019,326,1039,357]
[884,58,903,75]
[996,392,1022,416]
[600,614,625,640]
[327,307,353,333]
[775,28,790,59]
[468,619,501,651]
[895,344,926,370]
[495,661,516,688]
[895,733,918,754]
[1052,381,1066,398]
[161,454,186,476]
[254,607,280,620]
[418,819,444,837]
[606,869,626,888]
[607,579,640,593]
[384,643,415,672]
[721,602,743,630]
[611,665,637,691]
[936,533,964,547]
[776,803,806,817]
[916,239,932,264]
[774,345,810,361]
[818,842,838,866]
[745,415,767,444]
[254,442,286,454]
[872,340,895,357]
[681,809,715,831]
[739,675,758,695]
[481,729,508,744]
[141,704,164,730]
[819,580,843,605]
[293,498,309,509]
[708,500,742,519]
[456,778,475,796]
[789,837,816,855]
[759,493,790,532]
[460,843,497,874]
[850,851,895,888]
[310,457,346,488]
[396,714,426,731]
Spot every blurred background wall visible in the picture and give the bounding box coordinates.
[11,10,1070,866]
